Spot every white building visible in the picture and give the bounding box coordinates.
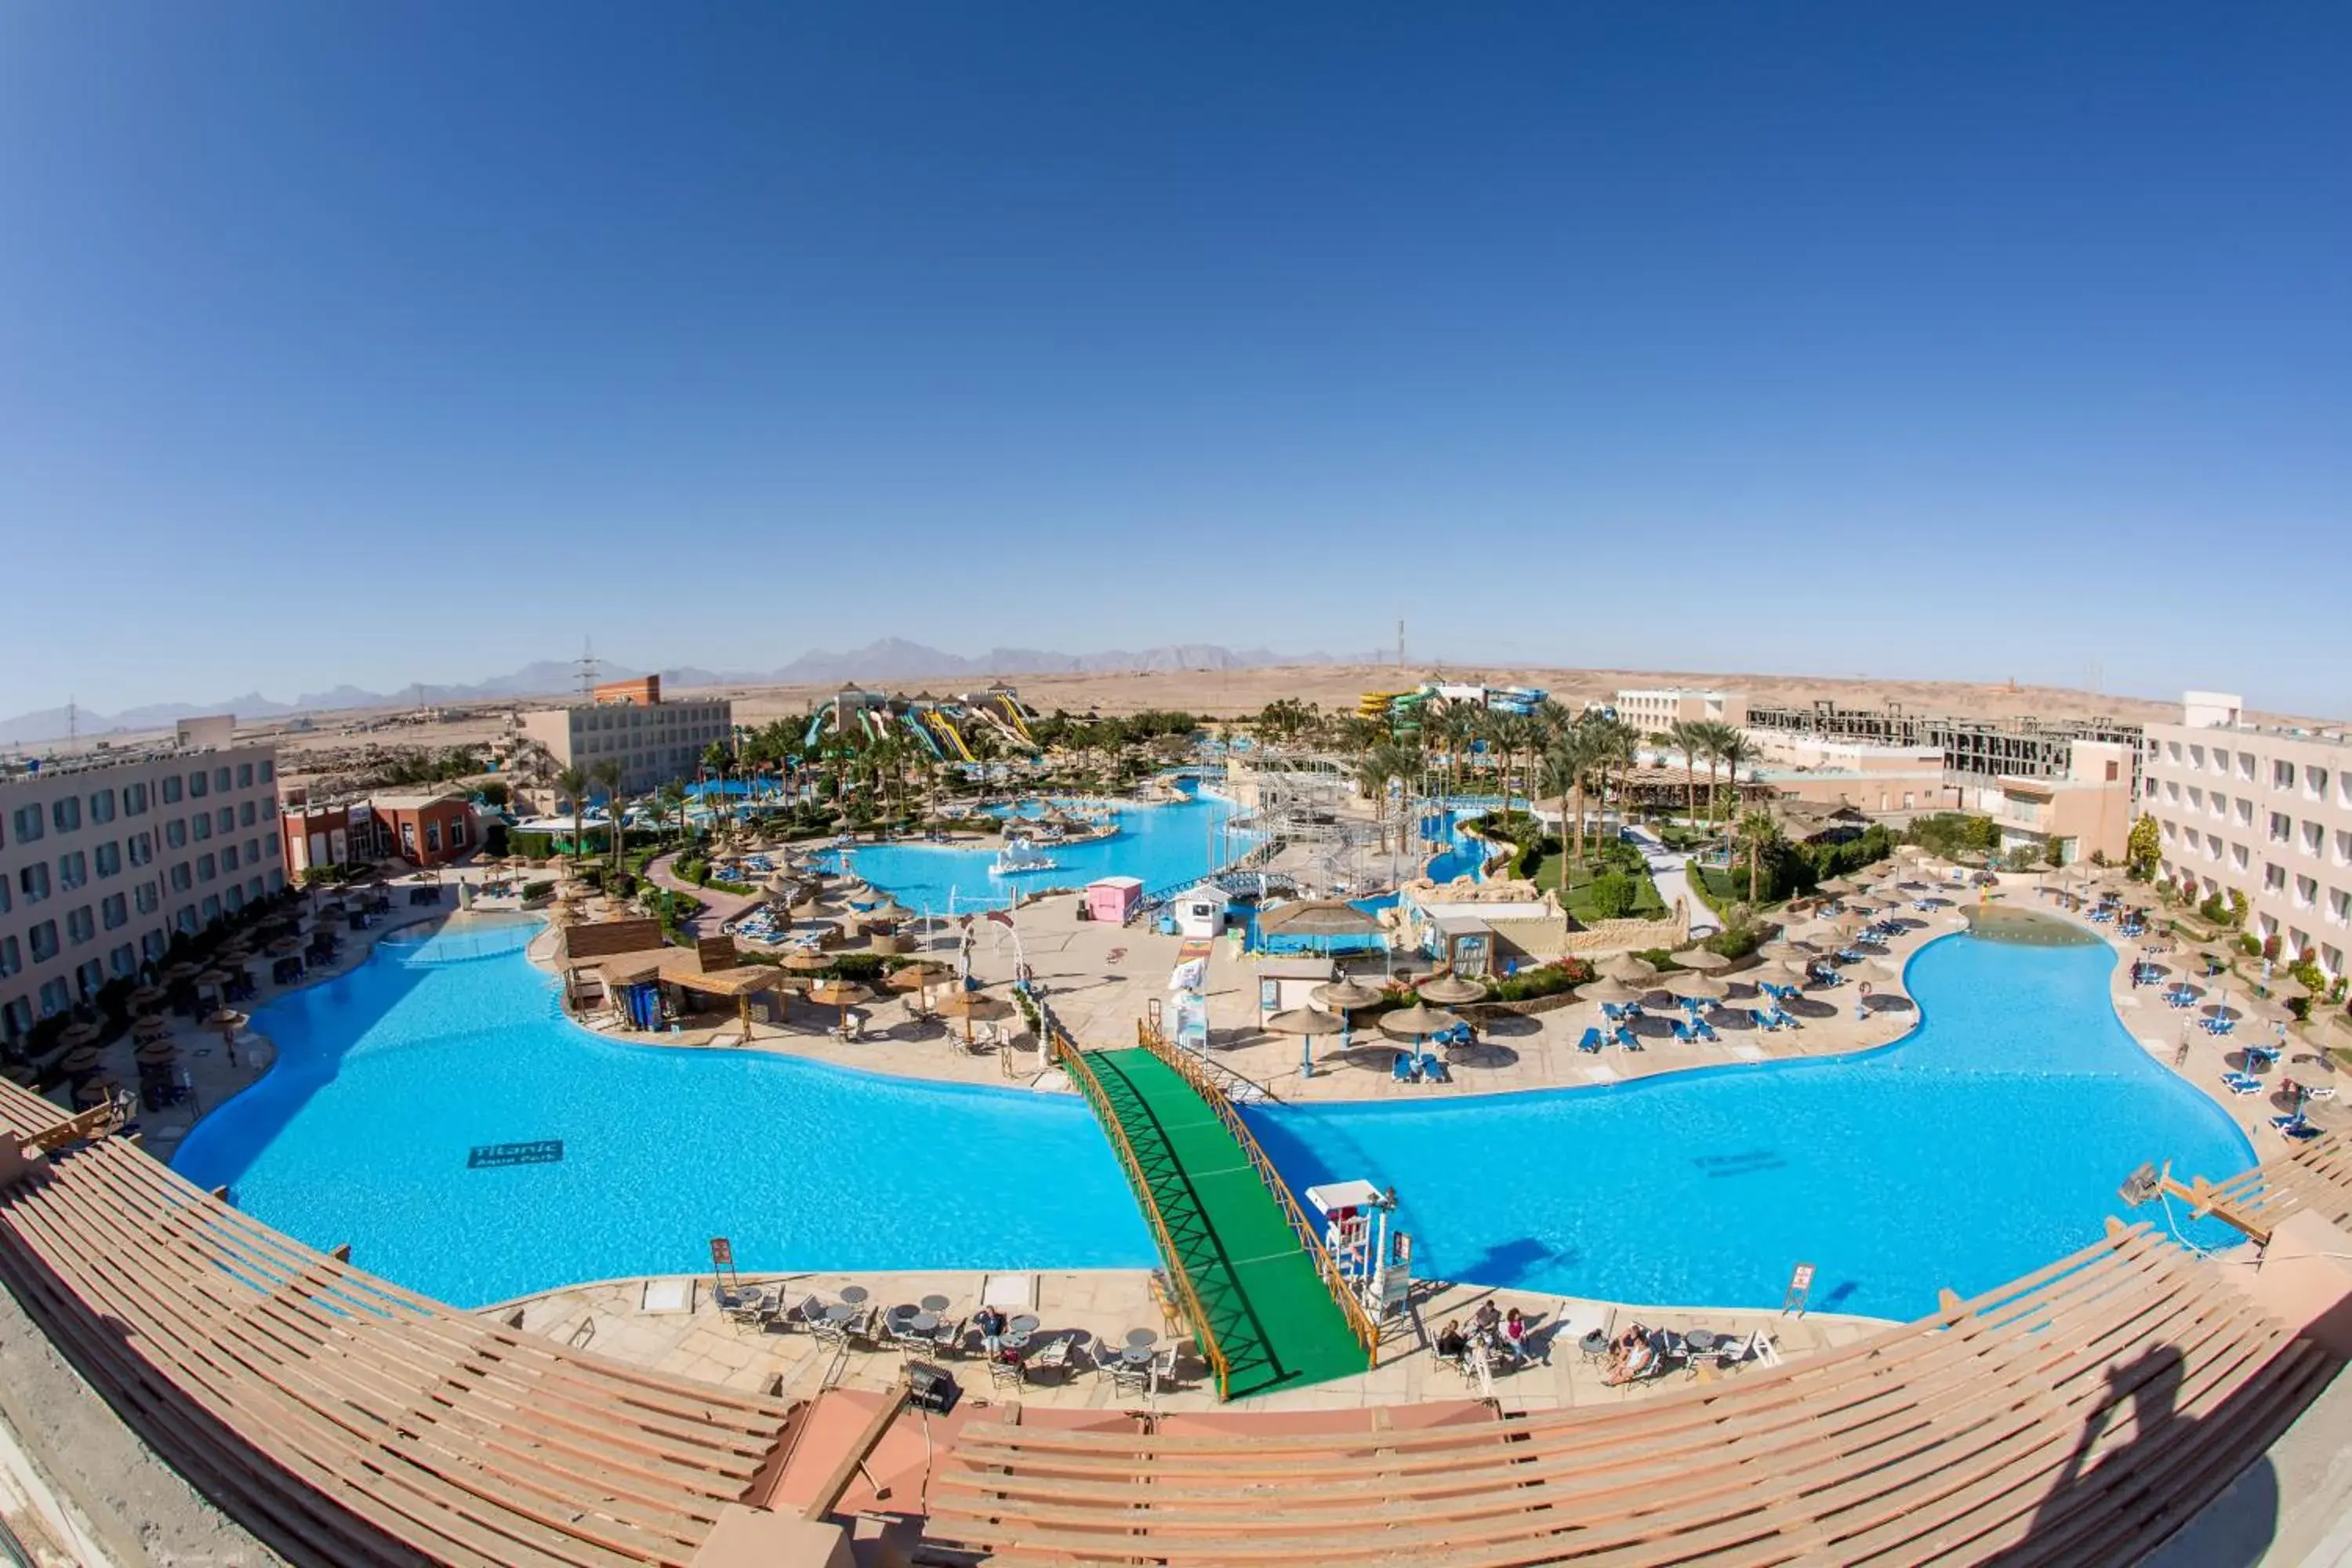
[2141,691,2352,979]
[1614,688,1749,734]
[0,719,283,1046]
[515,675,733,797]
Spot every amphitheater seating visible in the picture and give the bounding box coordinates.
[0,1127,795,1568]
[925,1221,2340,1566]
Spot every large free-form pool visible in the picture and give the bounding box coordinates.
[1243,930,2259,1321]
[170,917,1155,1306]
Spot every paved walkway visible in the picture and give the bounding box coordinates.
[641,849,760,938]
[1624,823,1717,937]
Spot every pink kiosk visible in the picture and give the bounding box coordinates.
[1083,876,1144,924]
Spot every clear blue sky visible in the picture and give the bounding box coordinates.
[3,2,2345,716]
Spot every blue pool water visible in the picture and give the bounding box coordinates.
[1242,932,2258,1321]
[169,917,1153,1306]
[833,790,1250,913]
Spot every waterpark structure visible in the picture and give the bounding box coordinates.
[1356,680,1549,730]
[800,681,1040,762]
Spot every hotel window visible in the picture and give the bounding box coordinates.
[2237,799,2254,827]
[2332,890,2352,926]
[0,937,16,977]
[57,851,86,890]
[265,831,278,857]
[2265,863,2287,893]
[140,931,166,961]
[100,892,126,929]
[89,788,114,823]
[191,815,211,843]
[2238,753,2256,780]
[2,998,31,1039]
[238,762,253,788]
[162,775,181,804]
[94,840,119,878]
[449,817,468,848]
[249,875,265,902]
[37,978,69,1016]
[244,837,260,866]
[188,771,208,799]
[200,894,220,924]
[108,943,135,978]
[2295,875,2318,909]
[2166,742,2183,763]
[74,959,103,997]
[2164,780,2180,803]
[2160,821,2176,844]
[213,767,230,793]
[2274,760,2296,790]
[169,864,191,893]
[2303,822,2325,856]
[425,822,442,853]
[64,906,93,945]
[28,921,58,962]
[260,760,273,782]
[174,906,198,935]
[219,843,238,870]
[134,881,158,914]
[50,797,79,833]
[164,819,186,849]
[225,884,244,913]
[2269,811,2292,843]
[240,800,256,827]
[2187,786,2204,812]
[11,805,43,843]
[2310,768,2331,801]
[129,830,153,866]
[2338,830,2352,866]
[2227,841,2245,869]
[125,781,148,815]
[197,853,216,883]
[18,863,49,904]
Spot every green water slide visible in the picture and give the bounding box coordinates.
[1077,1046,1367,1399]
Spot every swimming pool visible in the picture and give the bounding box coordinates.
[1241,931,2258,1322]
[831,789,1251,913]
[169,917,1154,1306]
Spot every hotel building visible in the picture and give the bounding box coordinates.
[1615,688,1749,733]
[2142,691,2352,979]
[515,676,733,797]
[0,717,283,1046]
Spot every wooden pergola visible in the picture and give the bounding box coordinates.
[658,959,782,1044]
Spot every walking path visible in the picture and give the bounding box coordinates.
[1624,823,1718,937]
[1083,1046,1366,1399]
[641,850,760,938]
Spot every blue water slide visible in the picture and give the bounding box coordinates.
[900,710,945,760]
[804,710,829,748]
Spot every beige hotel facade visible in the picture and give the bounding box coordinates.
[2141,691,2352,980]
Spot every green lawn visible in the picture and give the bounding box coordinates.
[1526,851,1668,921]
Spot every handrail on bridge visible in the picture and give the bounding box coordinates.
[1134,1022,1382,1363]
[1045,1021,1234,1399]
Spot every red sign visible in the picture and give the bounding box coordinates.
[709,1237,734,1269]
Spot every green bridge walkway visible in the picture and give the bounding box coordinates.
[1086,1047,1365,1399]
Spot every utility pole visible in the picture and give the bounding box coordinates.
[66,696,77,744]
[1396,618,1406,670]
[577,637,599,699]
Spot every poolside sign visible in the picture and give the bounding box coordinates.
[1782,1262,1815,1317]
[466,1139,563,1169]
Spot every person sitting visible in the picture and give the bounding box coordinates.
[1472,1300,1503,1345]
[1605,1323,1657,1386]
[1434,1320,1468,1363]
[1501,1306,1530,1364]
[975,1305,1007,1357]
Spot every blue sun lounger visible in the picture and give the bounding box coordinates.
[1577,1026,1606,1053]
[1614,1025,1642,1051]
[1769,1007,1802,1030]
[1419,1051,1450,1083]
[1693,1017,1719,1042]
[1392,1052,1420,1084]
[1754,1008,1780,1033]
[1671,1020,1695,1044]
[2220,1071,2262,1096]
[2273,1114,2319,1140]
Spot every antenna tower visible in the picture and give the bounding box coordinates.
[576,637,600,698]
[1396,618,1406,669]
[67,697,77,743]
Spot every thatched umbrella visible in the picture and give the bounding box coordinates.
[194,969,231,992]
[1313,978,1386,1011]
[1577,975,1641,1007]
[131,1018,172,1044]
[1417,974,1486,1005]
[1761,959,1817,989]
[935,989,1014,1047]
[56,1021,100,1050]
[269,936,303,956]
[58,1044,103,1076]
[1664,971,1730,1002]
[1264,1004,1348,1074]
[1258,900,1384,939]
[1817,877,1860,898]
[126,984,168,1011]
[886,960,949,1011]
[1672,948,1733,972]
[207,1007,248,1046]
[74,1078,118,1109]
[1597,953,1657,985]
[781,951,834,976]
[2,1062,34,1086]
[1755,940,1815,963]
[806,978,874,1037]
[135,1040,178,1067]
[1377,1004,1463,1053]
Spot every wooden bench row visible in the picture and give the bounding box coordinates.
[0,1132,798,1568]
[924,1218,2336,1566]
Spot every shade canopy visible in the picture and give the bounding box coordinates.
[206,1008,248,1029]
[1755,941,1815,963]
[934,991,1014,1021]
[1415,974,1486,1005]
[1817,877,1860,897]
[1312,979,1388,1011]
[1377,1004,1464,1042]
[136,1040,178,1064]
[1761,960,1817,985]
[806,979,875,1007]
[56,1022,100,1048]
[126,985,167,1008]
[1577,976,1641,1004]
[597,954,668,986]
[1671,949,1733,972]
[1664,971,1730,1000]
[781,952,836,973]
[58,1045,103,1073]
[659,963,779,999]
[1257,899,1384,938]
[1263,1007,1348,1038]
[1596,954,1657,985]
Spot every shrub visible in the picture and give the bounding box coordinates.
[521,879,554,902]
[2239,934,2262,957]
[1584,873,1638,920]
[1704,924,1762,960]
[2263,932,2284,962]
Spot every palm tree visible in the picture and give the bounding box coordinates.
[655,782,688,847]
[1668,720,1701,823]
[590,759,625,869]
[554,766,590,864]
[1583,717,1638,840]
[1355,745,1405,854]
[1541,728,1602,870]
[1709,727,1753,826]
[1736,808,1782,902]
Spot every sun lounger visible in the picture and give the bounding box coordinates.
[2273,1114,2320,1141]
[1602,1003,1628,1023]
[1753,1008,1779,1033]
[1392,1052,1420,1083]
[1773,1008,1802,1030]
[1577,1026,1605,1053]
[1671,1021,1694,1044]
[2220,1072,2263,1096]
[1614,1025,1642,1051]
[1693,1018,1719,1042]
[1418,1051,1450,1083]
[2204,1017,2237,1036]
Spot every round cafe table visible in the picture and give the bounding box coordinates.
[1578,1330,1611,1363]
[910,1312,939,1334]
[1685,1330,1719,1355]
[1009,1314,1040,1337]
[920,1294,951,1313]
[1120,1345,1153,1366]
[1124,1328,1158,1349]
[840,1285,869,1306]
[824,1304,855,1323]
[1001,1332,1032,1355]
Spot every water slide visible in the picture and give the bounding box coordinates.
[929,709,978,762]
[803,710,829,749]
[899,710,945,760]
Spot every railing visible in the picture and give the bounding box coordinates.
[1133,1022,1383,1363]
[1045,1022,1234,1399]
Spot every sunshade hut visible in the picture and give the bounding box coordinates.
[934,989,1014,1048]
[1577,975,1640,1006]
[659,959,781,1044]
[1416,974,1486,1006]
[1671,948,1733,972]
[806,978,875,1038]
[1596,953,1657,985]
[1258,900,1384,940]
[1264,1004,1348,1076]
[1377,1004,1463,1054]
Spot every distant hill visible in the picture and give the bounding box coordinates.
[0,640,1375,746]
